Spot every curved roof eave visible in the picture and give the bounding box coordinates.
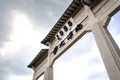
[28,49,48,68]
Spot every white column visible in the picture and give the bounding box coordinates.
[43,66,53,80]
[33,78,37,80]
[92,22,120,80]
[33,72,37,80]
[43,45,53,80]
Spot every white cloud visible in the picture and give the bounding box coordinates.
[0,10,47,80]
[0,10,47,57]
[8,74,32,80]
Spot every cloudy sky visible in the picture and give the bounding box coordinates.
[0,0,120,80]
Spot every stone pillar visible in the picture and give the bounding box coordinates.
[92,22,120,80]
[43,66,53,80]
[33,78,37,80]
[33,72,37,80]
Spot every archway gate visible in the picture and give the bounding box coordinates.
[28,0,120,80]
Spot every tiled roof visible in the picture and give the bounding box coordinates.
[28,49,48,68]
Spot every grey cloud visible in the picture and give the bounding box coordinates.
[0,0,72,80]
[0,46,35,80]
[0,7,13,48]
[3,0,72,29]
[0,74,8,80]
[0,0,72,47]
[9,48,33,76]
[19,0,72,30]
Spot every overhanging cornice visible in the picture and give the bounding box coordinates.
[28,49,48,68]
